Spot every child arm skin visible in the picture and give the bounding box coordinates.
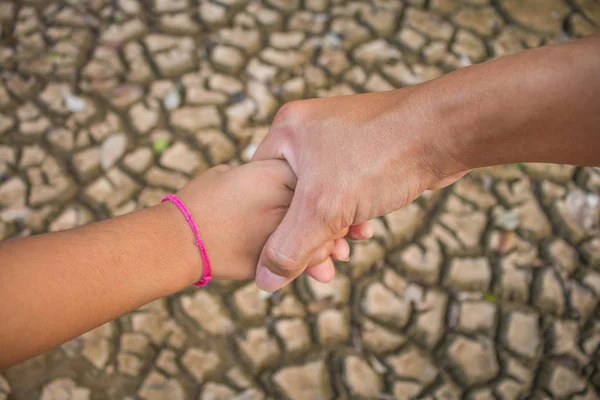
[0,160,352,369]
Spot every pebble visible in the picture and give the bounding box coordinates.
[273,360,332,400]
[101,133,128,170]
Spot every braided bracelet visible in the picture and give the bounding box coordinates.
[161,195,212,287]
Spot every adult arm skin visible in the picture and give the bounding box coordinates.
[253,31,600,292]
[0,161,350,369]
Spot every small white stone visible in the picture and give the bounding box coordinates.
[163,87,181,110]
[460,55,472,66]
[324,32,342,48]
[495,209,520,230]
[65,93,87,112]
[243,144,258,160]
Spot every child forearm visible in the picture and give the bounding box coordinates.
[0,160,349,369]
[0,203,200,369]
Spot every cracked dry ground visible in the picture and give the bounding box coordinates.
[1,0,600,399]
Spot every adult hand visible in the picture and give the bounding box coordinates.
[252,89,468,291]
[253,32,600,292]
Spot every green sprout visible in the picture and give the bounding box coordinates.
[152,138,170,153]
[46,51,66,61]
[483,292,498,304]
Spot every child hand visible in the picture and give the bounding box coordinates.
[172,160,349,281]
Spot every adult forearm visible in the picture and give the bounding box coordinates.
[427,32,600,171]
[249,32,600,293]
[0,203,200,368]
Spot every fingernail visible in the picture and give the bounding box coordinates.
[361,224,374,239]
[258,290,273,299]
[256,265,287,292]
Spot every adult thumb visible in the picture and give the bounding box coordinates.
[255,190,332,292]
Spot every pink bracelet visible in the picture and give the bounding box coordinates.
[161,194,212,287]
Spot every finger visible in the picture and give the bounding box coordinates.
[331,238,350,261]
[305,257,336,283]
[255,159,298,191]
[255,186,334,292]
[333,226,350,239]
[308,241,335,266]
[346,221,374,240]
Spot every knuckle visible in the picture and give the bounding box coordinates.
[302,183,351,235]
[275,100,302,122]
[273,101,306,137]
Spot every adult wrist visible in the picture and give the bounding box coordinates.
[402,81,472,183]
[424,77,486,174]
